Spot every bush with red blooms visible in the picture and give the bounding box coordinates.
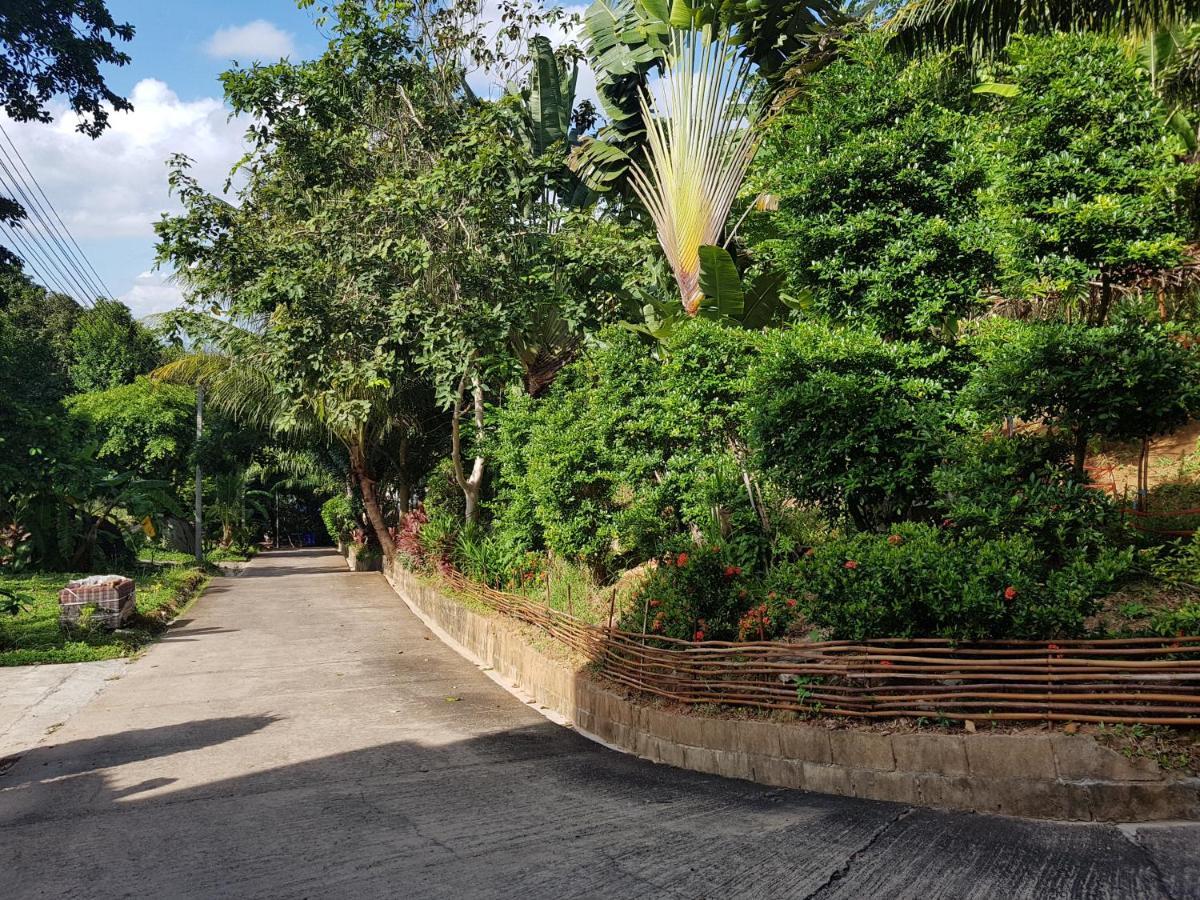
[394,507,430,567]
[621,541,796,641]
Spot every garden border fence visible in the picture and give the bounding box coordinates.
[440,570,1200,726]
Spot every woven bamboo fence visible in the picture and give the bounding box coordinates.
[439,570,1200,726]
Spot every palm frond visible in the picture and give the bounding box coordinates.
[887,0,1200,58]
[628,27,763,316]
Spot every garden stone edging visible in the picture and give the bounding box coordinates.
[383,562,1200,822]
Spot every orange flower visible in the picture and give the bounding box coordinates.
[887,534,904,546]
[843,560,859,570]
[1003,585,1018,602]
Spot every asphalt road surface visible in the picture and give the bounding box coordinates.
[2,549,1196,899]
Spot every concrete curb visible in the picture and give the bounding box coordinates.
[383,563,1200,822]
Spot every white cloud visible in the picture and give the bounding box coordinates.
[3,78,249,313]
[204,20,296,61]
[121,270,186,319]
[6,79,246,240]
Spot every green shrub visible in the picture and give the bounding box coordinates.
[981,33,1196,300]
[320,495,356,544]
[621,542,757,641]
[775,523,1131,641]
[422,457,465,522]
[490,322,764,578]
[965,318,1200,472]
[418,510,458,570]
[746,322,955,530]
[745,32,994,339]
[932,433,1126,561]
[1149,602,1200,637]
[454,525,523,587]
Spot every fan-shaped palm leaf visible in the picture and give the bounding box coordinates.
[628,27,763,315]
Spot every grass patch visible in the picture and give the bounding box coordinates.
[137,546,258,566]
[0,564,208,666]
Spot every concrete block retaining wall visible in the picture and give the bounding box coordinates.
[385,563,1200,822]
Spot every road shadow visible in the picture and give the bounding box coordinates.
[0,720,1177,900]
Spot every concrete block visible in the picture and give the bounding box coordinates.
[892,733,968,776]
[829,730,895,771]
[735,719,783,758]
[778,724,831,764]
[1049,734,1163,783]
[846,768,921,805]
[801,762,850,796]
[965,734,1055,779]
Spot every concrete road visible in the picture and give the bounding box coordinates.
[1,549,1196,900]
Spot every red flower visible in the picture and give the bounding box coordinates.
[887,533,904,546]
[843,559,859,570]
[941,518,955,528]
[1047,643,1060,651]
[693,630,705,641]
[677,552,690,568]
[723,565,741,578]
[879,660,893,667]
[786,598,797,608]
[649,599,660,608]
[1003,585,1018,602]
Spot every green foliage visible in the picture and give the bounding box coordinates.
[981,34,1197,298]
[746,322,955,530]
[932,432,1128,560]
[779,523,1132,641]
[1149,601,1200,636]
[965,318,1200,469]
[66,377,196,486]
[320,495,357,544]
[747,33,994,339]
[621,542,754,641]
[491,321,764,576]
[454,525,524,588]
[68,300,164,393]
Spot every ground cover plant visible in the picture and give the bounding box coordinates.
[0,564,207,665]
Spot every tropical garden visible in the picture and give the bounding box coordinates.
[9,0,1200,681]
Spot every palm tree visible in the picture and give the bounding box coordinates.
[888,0,1200,57]
[154,316,436,560]
[629,27,764,315]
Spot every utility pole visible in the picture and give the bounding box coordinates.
[194,384,204,563]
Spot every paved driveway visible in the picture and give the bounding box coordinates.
[1,549,1196,899]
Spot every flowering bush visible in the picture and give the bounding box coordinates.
[771,523,1132,641]
[620,542,763,641]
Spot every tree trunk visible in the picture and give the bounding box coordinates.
[350,448,395,559]
[396,435,411,518]
[451,369,485,525]
[1072,429,1090,479]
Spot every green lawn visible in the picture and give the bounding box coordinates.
[0,564,208,666]
[137,546,258,566]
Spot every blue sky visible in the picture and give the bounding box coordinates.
[5,1,586,317]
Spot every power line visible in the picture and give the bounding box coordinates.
[0,220,80,301]
[0,121,115,301]
[0,157,102,305]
